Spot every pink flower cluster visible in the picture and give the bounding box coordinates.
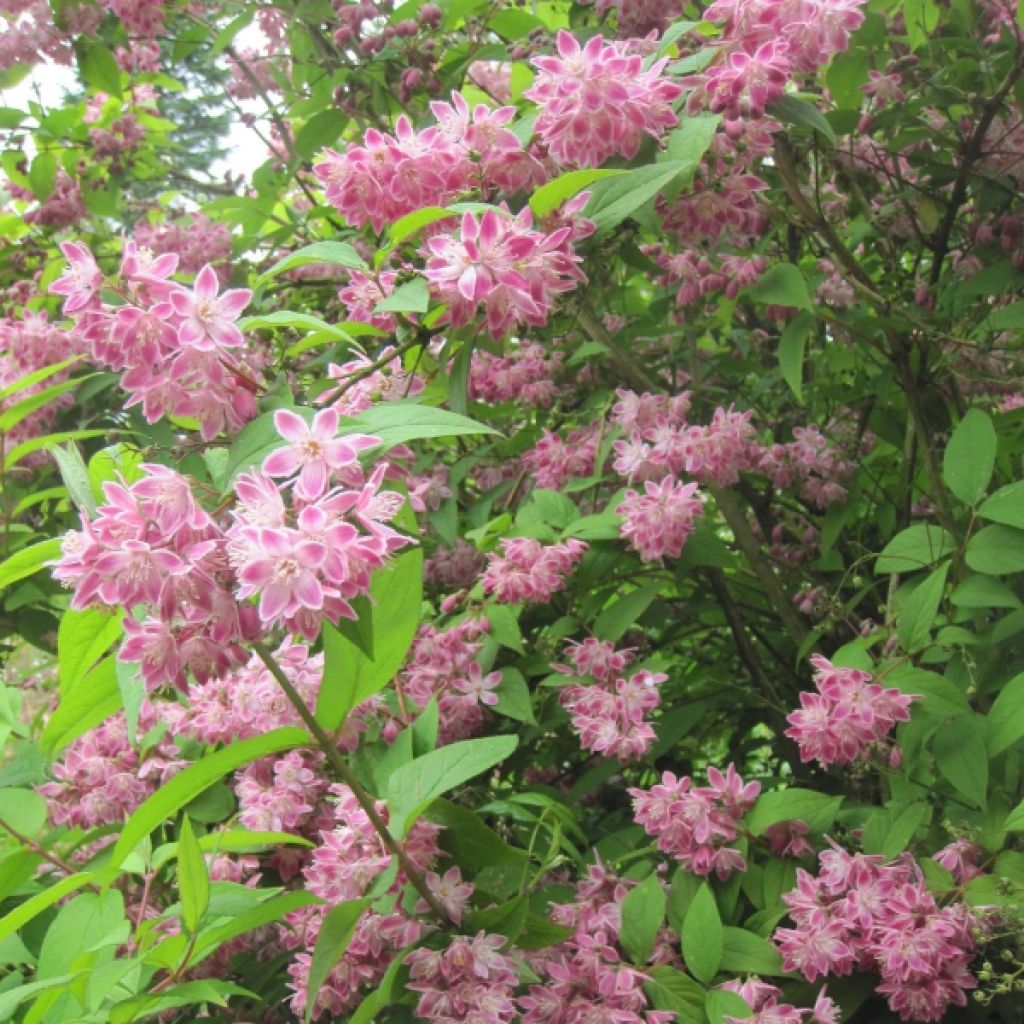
[51,242,262,441]
[314,92,544,233]
[524,424,601,489]
[0,311,87,467]
[468,340,564,407]
[235,749,329,833]
[684,0,867,119]
[524,861,675,1024]
[400,619,499,743]
[134,214,232,275]
[616,477,705,562]
[774,846,979,1022]
[52,463,256,689]
[409,932,520,1024]
[316,346,425,416]
[423,208,586,338]
[721,979,839,1024]
[284,785,443,1019]
[424,539,487,591]
[784,655,919,767]
[337,268,401,332]
[759,426,853,509]
[594,0,685,35]
[631,764,760,878]
[38,708,182,828]
[481,537,588,603]
[524,31,682,168]
[227,409,411,639]
[555,639,666,762]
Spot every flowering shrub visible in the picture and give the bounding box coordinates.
[1,0,1024,1022]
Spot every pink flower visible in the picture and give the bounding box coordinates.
[423,208,585,338]
[234,527,327,626]
[481,537,588,603]
[50,241,102,313]
[525,31,682,168]
[616,477,705,562]
[262,408,380,500]
[169,263,252,349]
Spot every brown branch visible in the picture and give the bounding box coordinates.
[251,642,454,928]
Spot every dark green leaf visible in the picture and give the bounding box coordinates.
[682,883,722,984]
[943,409,996,506]
[619,872,666,964]
[305,900,372,1024]
[748,263,813,311]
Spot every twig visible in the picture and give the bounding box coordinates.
[251,642,455,928]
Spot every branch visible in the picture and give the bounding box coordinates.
[251,642,454,928]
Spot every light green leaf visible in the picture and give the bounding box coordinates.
[317,538,422,730]
[896,562,948,653]
[374,277,429,314]
[933,714,988,808]
[586,161,701,233]
[110,728,307,867]
[943,409,996,506]
[778,311,813,401]
[966,524,1024,575]
[294,109,348,159]
[305,900,372,1024]
[42,655,121,753]
[978,481,1024,528]
[987,672,1024,757]
[260,241,366,282]
[0,539,61,592]
[192,891,320,964]
[718,928,784,975]
[50,441,97,515]
[875,524,955,574]
[594,581,665,643]
[529,169,625,217]
[0,790,46,838]
[493,668,535,725]
[386,735,518,837]
[748,263,813,311]
[345,401,500,448]
[619,872,665,964]
[57,607,122,694]
[177,817,210,934]
[682,883,722,984]
[745,789,842,835]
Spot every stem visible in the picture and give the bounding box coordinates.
[710,485,809,647]
[0,815,97,886]
[251,642,454,928]
[576,306,660,393]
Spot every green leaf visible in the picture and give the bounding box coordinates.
[49,442,98,515]
[933,715,988,808]
[860,801,928,858]
[177,817,210,934]
[978,481,1024,528]
[0,376,90,432]
[374,277,429,314]
[77,41,123,95]
[718,928,784,975]
[707,988,753,1024]
[748,263,813,311]
[645,965,707,1023]
[586,162,701,233]
[294,109,348,160]
[745,789,842,835]
[110,728,307,867]
[966,524,1024,575]
[0,870,109,944]
[0,974,84,1018]
[317,540,423,730]
[346,401,500,447]
[27,150,57,201]
[305,899,372,1024]
[116,660,145,743]
[884,665,970,718]
[987,672,1024,757]
[904,0,940,49]
[875,524,955,574]
[896,562,948,653]
[594,581,665,643]
[0,539,61,592]
[41,655,120,753]
[109,981,254,1024]
[0,789,46,837]
[493,668,535,724]
[529,169,625,217]
[950,575,1022,609]
[386,735,519,837]
[57,607,122,694]
[486,605,524,654]
[238,311,356,341]
[768,94,836,143]
[192,890,320,964]
[260,241,366,282]
[682,883,722,984]
[0,357,84,401]
[387,206,454,248]
[1005,798,1024,831]
[778,311,813,401]
[619,872,666,964]
[943,409,996,506]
